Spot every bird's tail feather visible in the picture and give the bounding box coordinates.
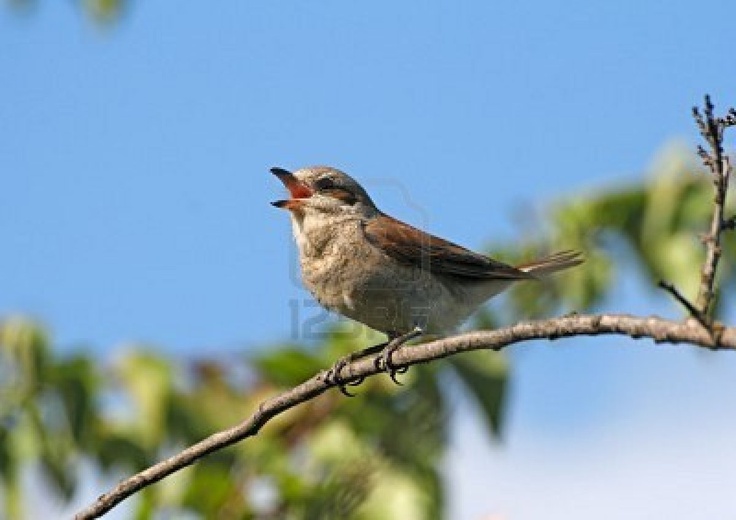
[515,250,584,277]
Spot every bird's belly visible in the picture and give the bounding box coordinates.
[303,258,494,335]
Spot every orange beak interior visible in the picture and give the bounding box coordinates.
[270,167,313,210]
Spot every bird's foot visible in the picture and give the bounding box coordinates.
[324,356,365,397]
[377,327,424,385]
[323,327,423,394]
[324,343,386,397]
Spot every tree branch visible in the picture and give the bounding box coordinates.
[693,95,734,316]
[75,96,736,519]
[74,313,736,520]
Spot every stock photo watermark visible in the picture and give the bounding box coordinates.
[284,176,434,341]
[287,296,432,341]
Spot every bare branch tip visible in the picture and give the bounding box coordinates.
[725,108,736,127]
[704,94,714,112]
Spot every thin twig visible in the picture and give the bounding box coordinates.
[74,313,736,520]
[658,280,711,330]
[692,95,733,316]
[725,108,736,127]
[723,214,736,231]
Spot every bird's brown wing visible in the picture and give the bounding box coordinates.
[362,213,532,281]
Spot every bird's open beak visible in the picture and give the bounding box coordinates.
[270,167,313,210]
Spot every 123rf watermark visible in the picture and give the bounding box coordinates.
[287,298,363,341]
[282,176,432,341]
[287,294,432,341]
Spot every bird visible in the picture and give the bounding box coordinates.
[270,165,583,391]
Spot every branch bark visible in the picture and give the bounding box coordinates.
[693,95,733,316]
[74,313,736,520]
[75,96,736,519]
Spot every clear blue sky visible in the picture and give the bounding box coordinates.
[3,2,736,519]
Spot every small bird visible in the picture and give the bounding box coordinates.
[271,166,582,389]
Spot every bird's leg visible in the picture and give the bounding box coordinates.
[378,327,424,385]
[324,327,423,395]
[324,341,389,396]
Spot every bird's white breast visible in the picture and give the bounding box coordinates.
[290,213,508,335]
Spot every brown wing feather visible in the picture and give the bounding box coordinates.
[515,250,584,276]
[363,214,532,281]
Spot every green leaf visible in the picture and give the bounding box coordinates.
[94,433,151,472]
[182,462,244,515]
[448,352,508,438]
[115,351,173,447]
[0,316,50,393]
[49,355,99,445]
[252,347,324,386]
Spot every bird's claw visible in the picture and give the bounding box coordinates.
[325,327,422,393]
[378,344,406,385]
[377,327,422,386]
[337,382,358,397]
[388,367,406,386]
[324,357,363,397]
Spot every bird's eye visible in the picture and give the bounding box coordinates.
[327,188,358,205]
[314,177,336,191]
[313,177,357,205]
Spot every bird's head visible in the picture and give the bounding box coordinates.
[270,166,379,220]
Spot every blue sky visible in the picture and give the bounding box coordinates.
[3,1,736,518]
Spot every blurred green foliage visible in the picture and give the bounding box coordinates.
[1,146,734,518]
[490,145,735,323]
[0,320,471,519]
[7,0,124,23]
